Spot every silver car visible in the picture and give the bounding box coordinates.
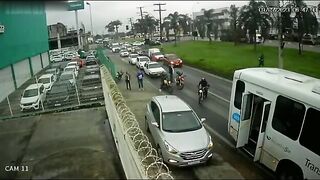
[145,95,214,167]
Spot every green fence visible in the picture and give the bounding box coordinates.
[96,48,116,79]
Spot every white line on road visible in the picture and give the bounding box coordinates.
[203,123,235,148]
[208,91,230,103]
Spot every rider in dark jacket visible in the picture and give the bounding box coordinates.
[198,78,209,98]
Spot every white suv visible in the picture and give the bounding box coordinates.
[145,95,213,166]
[136,56,150,69]
[20,83,46,111]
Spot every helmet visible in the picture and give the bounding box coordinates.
[201,77,205,81]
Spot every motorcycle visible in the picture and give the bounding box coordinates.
[175,73,186,90]
[160,79,173,94]
[198,85,209,104]
[115,71,123,82]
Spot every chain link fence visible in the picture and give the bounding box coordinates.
[100,59,173,179]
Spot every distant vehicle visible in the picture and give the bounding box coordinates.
[150,52,164,62]
[145,95,213,166]
[302,34,316,45]
[45,81,74,107]
[136,56,150,69]
[256,34,264,44]
[59,71,76,86]
[20,83,46,111]
[51,55,64,63]
[129,53,138,65]
[143,62,166,77]
[228,68,320,179]
[132,41,144,46]
[45,68,60,81]
[37,74,56,91]
[64,65,78,77]
[148,48,161,58]
[120,50,130,57]
[163,54,183,68]
[112,46,121,53]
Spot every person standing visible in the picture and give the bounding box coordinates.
[168,64,174,82]
[125,71,131,90]
[136,70,144,91]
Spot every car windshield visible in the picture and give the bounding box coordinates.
[50,84,68,94]
[64,68,74,72]
[153,52,162,56]
[149,63,162,68]
[166,54,178,60]
[38,78,50,84]
[139,57,149,62]
[60,74,73,81]
[130,54,138,58]
[23,88,38,97]
[86,61,97,66]
[162,111,202,133]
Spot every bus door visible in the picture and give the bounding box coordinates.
[236,93,253,148]
[253,101,271,162]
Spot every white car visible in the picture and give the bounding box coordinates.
[136,56,150,69]
[51,55,64,63]
[143,62,166,77]
[38,74,56,91]
[132,41,144,46]
[120,50,130,57]
[59,71,76,86]
[66,61,79,71]
[129,54,138,65]
[64,53,76,61]
[64,65,78,77]
[45,68,60,81]
[20,83,46,111]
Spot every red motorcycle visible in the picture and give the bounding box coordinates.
[175,71,185,90]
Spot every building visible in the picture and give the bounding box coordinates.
[0,1,50,102]
[48,22,67,39]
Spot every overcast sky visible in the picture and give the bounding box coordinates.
[45,1,319,35]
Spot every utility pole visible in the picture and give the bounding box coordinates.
[128,17,134,37]
[137,6,144,20]
[277,0,283,69]
[154,3,166,42]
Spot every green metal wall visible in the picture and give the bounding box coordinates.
[0,1,49,69]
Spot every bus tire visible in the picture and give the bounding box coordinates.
[276,161,303,180]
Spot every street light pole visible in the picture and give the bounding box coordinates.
[86,2,94,37]
[75,10,82,49]
[277,0,283,69]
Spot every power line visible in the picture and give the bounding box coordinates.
[154,3,166,41]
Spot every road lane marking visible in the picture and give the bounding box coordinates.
[208,91,230,103]
[185,65,232,83]
[203,123,235,148]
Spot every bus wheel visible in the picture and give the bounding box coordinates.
[276,163,303,180]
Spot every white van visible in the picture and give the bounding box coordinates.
[148,48,160,58]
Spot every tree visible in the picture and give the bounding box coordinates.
[178,14,192,35]
[203,9,214,43]
[195,15,206,39]
[164,12,182,46]
[162,21,171,41]
[105,20,122,39]
[238,0,272,51]
[227,4,240,45]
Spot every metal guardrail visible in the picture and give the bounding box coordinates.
[100,65,173,180]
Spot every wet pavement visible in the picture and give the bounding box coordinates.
[0,107,125,179]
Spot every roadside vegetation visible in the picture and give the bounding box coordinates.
[161,41,320,79]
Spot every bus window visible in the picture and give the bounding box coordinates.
[272,96,305,140]
[300,108,320,156]
[234,80,245,109]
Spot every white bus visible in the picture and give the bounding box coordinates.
[228,68,320,179]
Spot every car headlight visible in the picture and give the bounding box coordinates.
[207,136,213,149]
[164,141,178,154]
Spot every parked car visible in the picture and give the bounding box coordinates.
[64,65,78,77]
[20,83,46,111]
[45,81,74,107]
[128,53,138,65]
[145,95,213,166]
[86,55,96,61]
[150,52,164,62]
[51,55,64,63]
[66,61,79,71]
[45,68,60,81]
[143,62,166,77]
[59,71,76,86]
[80,74,103,102]
[37,74,56,91]
[163,54,183,68]
[120,50,130,57]
[112,46,121,53]
[64,52,76,61]
[85,67,100,75]
[136,56,151,69]
[86,59,99,69]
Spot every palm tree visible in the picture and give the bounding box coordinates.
[238,0,272,51]
[227,4,239,45]
[164,12,182,46]
[105,20,122,39]
[162,21,170,41]
[179,14,192,35]
[195,15,206,39]
[203,9,214,43]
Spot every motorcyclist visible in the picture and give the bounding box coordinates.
[160,72,170,89]
[198,77,209,98]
